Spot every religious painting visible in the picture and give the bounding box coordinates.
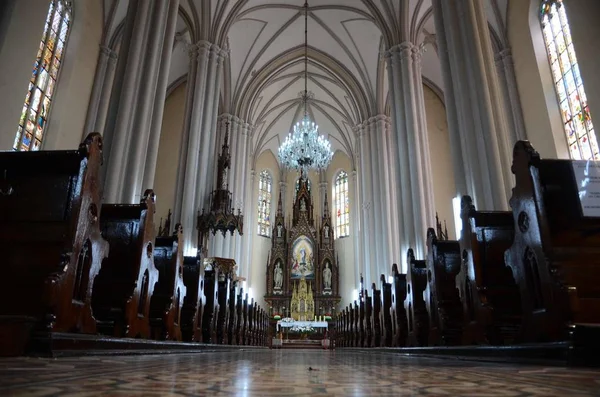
[291,236,314,279]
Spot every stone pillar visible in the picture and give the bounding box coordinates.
[356,122,377,286]
[83,45,112,138]
[385,42,435,259]
[142,0,182,191]
[94,49,118,136]
[242,169,257,281]
[351,169,361,291]
[432,0,513,210]
[175,41,226,255]
[102,0,153,202]
[123,0,170,203]
[495,48,527,144]
[318,171,327,215]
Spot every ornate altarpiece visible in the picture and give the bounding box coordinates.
[264,176,341,319]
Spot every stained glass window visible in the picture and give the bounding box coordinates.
[540,0,598,160]
[14,0,72,151]
[334,170,349,238]
[257,170,272,236]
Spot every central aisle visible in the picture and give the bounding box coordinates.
[0,350,598,396]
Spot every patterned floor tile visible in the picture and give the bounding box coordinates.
[0,350,599,396]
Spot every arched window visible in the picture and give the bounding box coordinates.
[334,170,349,238]
[14,0,72,151]
[294,177,311,200]
[257,170,272,236]
[540,0,598,160]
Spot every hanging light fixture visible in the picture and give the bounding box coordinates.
[278,1,333,174]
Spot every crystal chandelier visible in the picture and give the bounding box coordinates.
[278,1,333,173]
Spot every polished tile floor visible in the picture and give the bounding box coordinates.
[0,350,599,396]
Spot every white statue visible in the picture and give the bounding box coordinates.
[323,263,332,290]
[300,199,306,212]
[324,225,329,238]
[277,224,283,237]
[274,262,283,289]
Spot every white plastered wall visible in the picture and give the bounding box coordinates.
[249,150,280,305]
[424,85,457,240]
[153,82,187,230]
[326,151,355,308]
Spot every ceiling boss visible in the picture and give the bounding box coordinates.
[277,1,333,174]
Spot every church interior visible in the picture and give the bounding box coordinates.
[1,0,600,395]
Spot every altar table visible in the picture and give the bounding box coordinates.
[276,320,328,331]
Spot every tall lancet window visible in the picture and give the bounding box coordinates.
[14,0,72,151]
[540,0,598,160]
[334,171,349,238]
[257,170,272,237]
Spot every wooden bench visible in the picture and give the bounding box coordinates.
[92,190,159,338]
[390,264,408,347]
[371,284,382,347]
[458,195,521,345]
[180,255,205,342]
[505,141,600,342]
[405,249,429,346]
[364,290,373,347]
[380,275,393,347]
[0,133,109,355]
[149,224,187,341]
[227,282,237,345]
[423,229,462,346]
[358,295,365,347]
[235,289,244,345]
[201,259,219,343]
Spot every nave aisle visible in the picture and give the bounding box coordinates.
[0,350,598,396]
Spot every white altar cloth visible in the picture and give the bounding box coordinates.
[276,320,328,331]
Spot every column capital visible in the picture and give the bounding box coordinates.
[99,45,118,62]
[494,48,513,63]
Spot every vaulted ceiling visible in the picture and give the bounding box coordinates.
[100,0,510,165]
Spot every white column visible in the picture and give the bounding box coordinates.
[242,169,256,281]
[123,0,170,203]
[172,44,198,232]
[385,42,435,259]
[102,0,153,202]
[83,45,112,138]
[357,123,376,286]
[142,0,182,191]
[351,169,361,290]
[495,48,527,144]
[179,41,211,255]
[432,0,512,210]
[94,49,118,135]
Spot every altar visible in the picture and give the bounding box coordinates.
[276,320,328,332]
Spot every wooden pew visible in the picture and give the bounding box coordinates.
[458,195,521,345]
[423,229,463,346]
[92,190,159,338]
[180,255,205,342]
[405,249,429,346]
[216,271,230,345]
[201,259,219,343]
[358,296,365,347]
[390,264,408,347]
[505,141,600,342]
[364,290,373,347]
[353,301,359,347]
[0,133,109,355]
[235,289,244,345]
[227,282,237,345]
[380,275,393,347]
[371,284,382,347]
[241,293,248,345]
[149,224,187,341]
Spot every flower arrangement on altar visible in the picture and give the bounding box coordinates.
[290,325,316,334]
[280,317,294,323]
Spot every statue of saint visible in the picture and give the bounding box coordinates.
[274,262,283,289]
[300,199,306,212]
[323,263,332,290]
[324,225,329,238]
[277,224,283,237]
